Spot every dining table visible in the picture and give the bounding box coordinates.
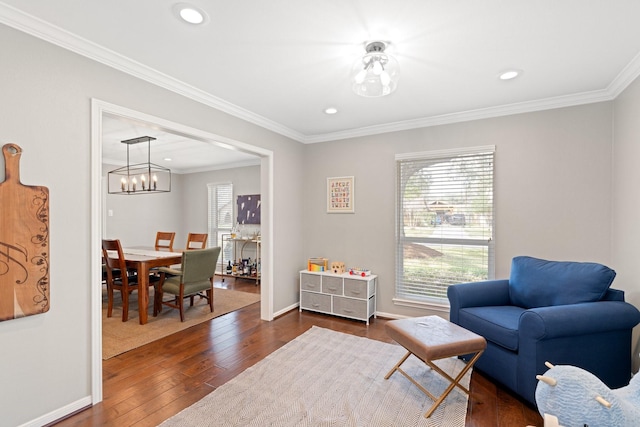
[121,247,183,325]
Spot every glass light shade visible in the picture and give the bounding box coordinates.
[352,44,399,97]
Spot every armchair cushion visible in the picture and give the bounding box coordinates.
[509,256,616,308]
[459,306,524,351]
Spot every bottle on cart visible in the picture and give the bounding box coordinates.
[226,260,232,275]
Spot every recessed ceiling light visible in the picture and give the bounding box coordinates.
[173,3,209,25]
[324,107,338,115]
[499,70,520,80]
[164,158,172,162]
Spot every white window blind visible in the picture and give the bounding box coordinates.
[208,182,233,268]
[396,146,495,303]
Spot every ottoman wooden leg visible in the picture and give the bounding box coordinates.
[422,350,483,418]
[385,349,484,418]
[384,350,411,380]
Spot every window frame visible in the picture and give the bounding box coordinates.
[394,145,495,309]
[207,182,233,271]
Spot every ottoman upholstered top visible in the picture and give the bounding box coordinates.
[385,315,486,361]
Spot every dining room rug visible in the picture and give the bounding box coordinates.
[159,326,471,427]
[102,287,260,359]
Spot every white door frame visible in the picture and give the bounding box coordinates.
[90,98,274,402]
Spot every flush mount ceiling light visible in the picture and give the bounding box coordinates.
[108,136,171,195]
[173,3,209,25]
[324,107,338,115]
[352,41,399,97]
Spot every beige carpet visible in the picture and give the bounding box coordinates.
[159,326,471,427]
[102,287,260,359]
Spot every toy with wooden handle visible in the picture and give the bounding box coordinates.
[0,143,49,321]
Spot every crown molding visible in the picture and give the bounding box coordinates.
[3,2,640,146]
[0,3,306,143]
[607,50,640,98]
[302,88,616,143]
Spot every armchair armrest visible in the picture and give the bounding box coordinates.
[448,279,510,323]
[157,266,182,276]
[521,301,640,341]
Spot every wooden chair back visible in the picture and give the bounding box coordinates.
[186,233,208,250]
[101,239,128,285]
[101,239,138,321]
[155,231,176,251]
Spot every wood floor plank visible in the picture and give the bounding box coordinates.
[52,280,542,427]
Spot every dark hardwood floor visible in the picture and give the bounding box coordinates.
[53,278,543,427]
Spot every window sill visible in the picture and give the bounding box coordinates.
[392,297,450,313]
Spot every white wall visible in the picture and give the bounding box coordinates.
[0,24,304,427]
[612,74,640,370]
[303,102,615,318]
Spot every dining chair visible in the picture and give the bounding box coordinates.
[186,233,208,250]
[153,247,221,322]
[102,239,139,322]
[155,231,176,251]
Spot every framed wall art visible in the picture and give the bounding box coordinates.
[237,194,261,224]
[327,176,354,214]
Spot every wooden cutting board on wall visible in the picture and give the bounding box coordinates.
[0,143,49,321]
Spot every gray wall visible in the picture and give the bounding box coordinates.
[612,74,640,370]
[104,163,261,250]
[303,102,615,318]
[4,15,640,426]
[0,24,303,427]
[181,165,261,246]
[103,162,185,246]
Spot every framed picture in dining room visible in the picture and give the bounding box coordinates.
[327,176,355,214]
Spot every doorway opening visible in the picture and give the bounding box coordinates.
[91,99,274,402]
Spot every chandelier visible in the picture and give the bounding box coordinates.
[352,41,399,97]
[107,136,171,195]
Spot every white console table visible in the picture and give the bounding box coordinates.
[299,270,377,324]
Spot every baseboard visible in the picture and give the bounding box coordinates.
[20,396,92,427]
[273,302,299,318]
[374,311,409,320]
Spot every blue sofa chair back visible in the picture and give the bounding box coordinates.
[448,256,640,406]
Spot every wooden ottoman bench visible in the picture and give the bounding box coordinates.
[384,315,486,418]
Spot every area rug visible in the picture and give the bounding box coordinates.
[159,326,471,427]
[102,287,260,359]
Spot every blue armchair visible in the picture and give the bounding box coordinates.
[447,256,640,406]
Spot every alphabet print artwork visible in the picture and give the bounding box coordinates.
[327,176,355,213]
[0,144,50,321]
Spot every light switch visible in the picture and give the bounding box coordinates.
[108,209,114,217]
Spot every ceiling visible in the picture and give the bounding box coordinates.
[3,1,640,170]
[101,114,260,174]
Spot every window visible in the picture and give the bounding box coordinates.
[395,146,495,304]
[208,182,233,270]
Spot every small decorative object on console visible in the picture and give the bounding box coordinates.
[308,257,328,272]
[331,262,345,274]
[349,267,371,277]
